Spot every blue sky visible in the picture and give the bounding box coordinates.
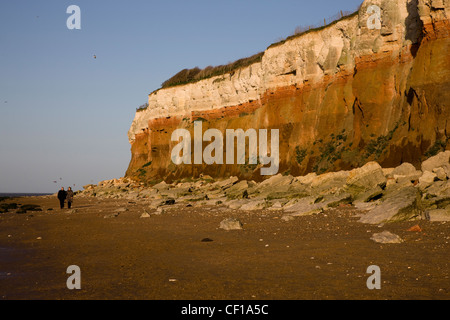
[0,0,362,193]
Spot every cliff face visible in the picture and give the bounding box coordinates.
[127,0,450,183]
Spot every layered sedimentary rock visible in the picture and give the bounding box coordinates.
[127,0,450,183]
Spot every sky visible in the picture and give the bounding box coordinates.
[0,0,363,193]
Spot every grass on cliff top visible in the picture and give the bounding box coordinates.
[157,7,360,92]
[160,52,264,89]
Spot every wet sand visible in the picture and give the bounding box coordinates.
[0,196,449,300]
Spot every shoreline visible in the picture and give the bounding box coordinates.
[0,194,449,300]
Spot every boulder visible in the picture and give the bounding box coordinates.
[225,180,249,199]
[392,162,418,177]
[256,174,294,196]
[371,231,404,244]
[359,187,421,224]
[425,180,450,198]
[214,177,239,190]
[284,193,352,217]
[346,162,386,195]
[310,171,349,193]
[240,200,266,211]
[417,171,437,190]
[294,172,317,185]
[421,151,450,175]
[225,199,248,210]
[433,167,448,181]
[219,218,243,231]
[426,208,450,222]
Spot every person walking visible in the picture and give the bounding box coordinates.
[66,187,74,209]
[57,187,67,209]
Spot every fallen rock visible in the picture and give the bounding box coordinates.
[281,215,295,222]
[162,199,176,206]
[418,171,437,190]
[155,207,165,215]
[104,213,120,219]
[425,180,450,197]
[310,171,349,193]
[219,218,243,231]
[391,162,419,177]
[421,151,450,175]
[214,177,239,190]
[371,231,404,244]
[346,162,386,195]
[433,167,448,181]
[240,200,266,211]
[407,225,423,232]
[140,212,151,218]
[359,187,421,224]
[426,208,450,222]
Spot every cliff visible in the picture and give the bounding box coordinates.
[126,0,450,183]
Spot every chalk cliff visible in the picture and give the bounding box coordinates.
[127,0,450,183]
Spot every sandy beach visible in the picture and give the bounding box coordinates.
[0,195,449,300]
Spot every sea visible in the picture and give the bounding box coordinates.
[0,193,53,198]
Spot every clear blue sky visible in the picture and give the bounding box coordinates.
[0,0,362,193]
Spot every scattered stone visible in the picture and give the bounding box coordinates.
[219,218,243,231]
[104,213,120,219]
[407,225,422,232]
[140,212,151,218]
[281,215,295,222]
[116,207,129,213]
[371,231,404,244]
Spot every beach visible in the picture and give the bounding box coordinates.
[0,195,449,300]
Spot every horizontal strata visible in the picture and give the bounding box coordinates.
[127,0,450,182]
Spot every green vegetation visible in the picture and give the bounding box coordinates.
[0,203,19,213]
[313,130,349,174]
[425,140,447,158]
[363,122,400,160]
[136,103,149,112]
[295,146,308,165]
[153,6,360,94]
[16,204,42,214]
[142,161,152,168]
[137,168,147,177]
[268,9,360,49]
[161,52,264,89]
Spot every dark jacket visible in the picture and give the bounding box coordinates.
[66,190,74,202]
[57,190,67,201]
